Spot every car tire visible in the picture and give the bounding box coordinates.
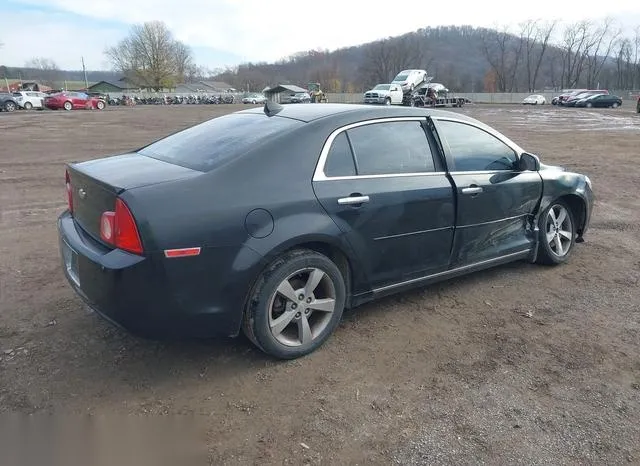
[63,101,72,111]
[385,98,391,106]
[536,200,576,265]
[4,101,16,112]
[24,102,33,110]
[586,102,592,108]
[242,248,346,359]
[611,102,619,108]
[96,100,105,110]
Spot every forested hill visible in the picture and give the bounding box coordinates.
[213,23,638,93]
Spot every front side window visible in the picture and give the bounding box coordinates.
[435,120,517,172]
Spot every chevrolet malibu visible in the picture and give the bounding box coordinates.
[58,103,594,359]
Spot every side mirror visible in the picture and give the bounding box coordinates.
[519,152,540,171]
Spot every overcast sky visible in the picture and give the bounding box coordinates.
[1,0,639,71]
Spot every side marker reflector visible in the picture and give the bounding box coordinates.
[164,247,201,258]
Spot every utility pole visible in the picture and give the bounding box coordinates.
[82,56,89,90]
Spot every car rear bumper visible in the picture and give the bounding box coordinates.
[57,211,261,339]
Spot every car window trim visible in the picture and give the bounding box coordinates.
[430,116,524,173]
[313,117,445,181]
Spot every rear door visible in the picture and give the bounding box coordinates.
[312,117,456,289]
[431,117,542,267]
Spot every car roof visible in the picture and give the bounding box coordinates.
[237,103,476,124]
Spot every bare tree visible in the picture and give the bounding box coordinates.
[521,19,557,91]
[560,21,597,88]
[360,35,426,88]
[584,18,620,88]
[173,41,193,83]
[24,57,61,86]
[480,26,522,92]
[105,21,194,90]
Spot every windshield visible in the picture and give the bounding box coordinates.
[138,113,303,172]
[393,73,409,81]
[373,85,390,90]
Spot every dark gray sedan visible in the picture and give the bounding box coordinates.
[58,103,594,359]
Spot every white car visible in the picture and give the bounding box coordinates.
[13,91,48,109]
[523,94,546,105]
[391,69,427,93]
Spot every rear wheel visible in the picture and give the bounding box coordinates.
[612,102,619,108]
[63,101,72,111]
[96,100,105,110]
[536,200,576,265]
[24,102,33,110]
[242,249,346,359]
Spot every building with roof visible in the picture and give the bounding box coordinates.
[264,84,308,103]
[174,80,236,94]
[87,80,139,94]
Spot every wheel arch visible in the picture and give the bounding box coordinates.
[557,193,587,236]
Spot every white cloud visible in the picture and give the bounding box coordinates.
[4,0,640,69]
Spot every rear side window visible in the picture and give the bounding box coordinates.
[324,132,356,177]
[139,113,303,172]
[347,121,435,175]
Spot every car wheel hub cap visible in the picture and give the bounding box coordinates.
[268,267,336,347]
[546,205,572,257]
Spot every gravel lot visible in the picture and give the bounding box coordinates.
[0,102,639,465]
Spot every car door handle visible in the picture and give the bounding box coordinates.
[338,195,370,205]
[461,186,483,195]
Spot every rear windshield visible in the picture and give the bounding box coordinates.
[138,113,303,172]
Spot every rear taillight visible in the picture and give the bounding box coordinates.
[65,169,73,214]
[100,198,144,255]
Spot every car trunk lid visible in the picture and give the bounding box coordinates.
[66,152,200,243]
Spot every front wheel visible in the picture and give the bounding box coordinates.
[96,100,105,110]
[4,101,16,112]
[611,102,619,108]
[24,102,33,110]
[63,101,72,111]
[536,200,576,265]
[242,249,346,359]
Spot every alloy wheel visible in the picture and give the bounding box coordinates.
[545,204,573,257]
[268,267,337,347]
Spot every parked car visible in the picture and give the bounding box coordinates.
[636,95,640,113]
[13,91,48,110]
[44,91,105,110]
[575,94,622,108]
[58,103,594,359]
[523,94,546,105]
[242,93,267,105]
[562,90,608,107]
[363,84,404,105]
[0,92,19,112]
[391,69,428,92]
[552,89,586,105]
[288,92,311,103]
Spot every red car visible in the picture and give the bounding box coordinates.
[44,91,105,111]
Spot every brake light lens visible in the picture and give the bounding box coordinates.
[99,198,144,255]
[65,169,73,214]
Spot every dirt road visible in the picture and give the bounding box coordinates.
[1,103,639,465]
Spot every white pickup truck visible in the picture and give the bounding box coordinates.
[363,84,404,105]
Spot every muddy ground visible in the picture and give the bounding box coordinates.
[0,102,639,465]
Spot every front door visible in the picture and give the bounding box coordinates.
[312,118,456,290]
[431,117,543,267]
